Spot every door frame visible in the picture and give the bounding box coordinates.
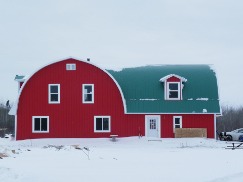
[145,115,161,138]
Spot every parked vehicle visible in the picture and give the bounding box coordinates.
[221,128,243,141]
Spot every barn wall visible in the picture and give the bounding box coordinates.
[17,59,145,139]
[16,59,215,140]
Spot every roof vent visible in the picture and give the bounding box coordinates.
[87,58,90,62]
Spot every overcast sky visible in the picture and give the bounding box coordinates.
[0,0,243,107]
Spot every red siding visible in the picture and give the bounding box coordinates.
[167,76,180,82]
[161,114,215,138]
[16,59,215,140]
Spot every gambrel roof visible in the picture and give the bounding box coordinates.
[107,65,220,114]
[9,58,221,116]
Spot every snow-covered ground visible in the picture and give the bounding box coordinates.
[0,137,243,182]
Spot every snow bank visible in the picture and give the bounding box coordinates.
[0,137,243,182]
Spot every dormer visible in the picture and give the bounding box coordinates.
[159,74,187,100]
[15,75,27,91]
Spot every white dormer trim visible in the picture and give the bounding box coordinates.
[159,74,187,83]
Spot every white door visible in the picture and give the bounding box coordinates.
[145,115,160,138]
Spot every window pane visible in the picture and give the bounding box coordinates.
[51,86,58,93]
[34,118,40,131]
[51,94,59,101]
[41,118,48,131]
[66,64,76,70]
[175,125,181,128]
[169,91,178,98]
[85,86,92,93]
[96,118,102,130]
[85,94,92,102]
[169,83,178,90]
[103,118,109,130]
[71,64,76,70]
[150,119,156,129]
[175,118,180,125]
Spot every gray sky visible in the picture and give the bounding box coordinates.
[1,0,243,107]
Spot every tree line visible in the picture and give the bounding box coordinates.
[216,106,243,132]
[0,101,15,137]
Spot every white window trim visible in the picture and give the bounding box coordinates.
[166,82,180,100]
[66,63,76,70]
[32,116,49,133]
[82,84,94,104]
[48,84,60,104]
[173,116,182,133]
[94,116,111,133]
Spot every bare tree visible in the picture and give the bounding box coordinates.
[217,105,243,132]
[0,102,15,137]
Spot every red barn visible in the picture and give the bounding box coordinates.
[9,58,221,140]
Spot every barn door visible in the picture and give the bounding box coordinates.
[145,115,160,138]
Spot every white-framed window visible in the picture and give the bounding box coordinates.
[167,82,180,100]
[94,116,111,133]
[32,116,49,133]
[66,64,76,70]
[173,116,182,133]
[82,84,94,103]
[48,84,60,104]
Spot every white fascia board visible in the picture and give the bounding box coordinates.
[159,74,187,82]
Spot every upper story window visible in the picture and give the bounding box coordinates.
[167,82,180,100]
[48,84,60,104]
[160,74,187,101]
[82,84,94,103]
[66,64,76,70]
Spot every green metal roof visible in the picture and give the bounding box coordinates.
[107,65,221,114]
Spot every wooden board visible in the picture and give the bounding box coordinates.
[175,128,207,138]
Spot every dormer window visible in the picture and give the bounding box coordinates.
[167,82,180,99]
[160,74,187,101]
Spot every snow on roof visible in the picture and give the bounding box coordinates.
[159,74,187,82]
[139,99,158,101]
[196,98,209,101]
